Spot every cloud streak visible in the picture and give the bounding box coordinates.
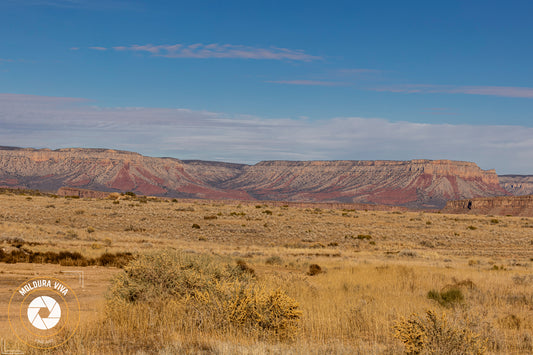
[0,93,532,174]
[88,43,321,61]
[374,84,533,98]
[266,80,346,86]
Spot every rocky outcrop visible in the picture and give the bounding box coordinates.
[443,195,533,216]
[0,147,509,208]
[499,175,533,196]
[56,187,110,199]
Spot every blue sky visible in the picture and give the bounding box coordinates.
[1,0,532,173]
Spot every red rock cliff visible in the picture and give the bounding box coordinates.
[0,147,508,208]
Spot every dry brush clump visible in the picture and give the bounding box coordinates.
[394,310,487,355]
[0,248,133,267]
[98,251,301,351]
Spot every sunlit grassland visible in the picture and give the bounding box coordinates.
[0,191,531,354]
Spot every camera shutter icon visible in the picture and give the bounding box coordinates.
[27,296,61,330]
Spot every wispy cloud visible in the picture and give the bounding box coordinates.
[337,68,382,75]
[265,68,382,87]
[266,80,346,86]
[374,84,533,98]
[89,43,321,61]
[89,46,107,51]
[0,93,532,174]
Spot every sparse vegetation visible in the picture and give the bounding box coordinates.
[394,310,487,354]
[308,263,322,276]
[427,288,464,308]
[0,248,134,267]
[106,251,300,344]
[0,192,531,353]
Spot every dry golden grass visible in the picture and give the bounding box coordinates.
[0,191,531,354]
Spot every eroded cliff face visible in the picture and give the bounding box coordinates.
[221,160,506,208]
[443,195,533,216]
[499,175,533,196]
[0,147,508,208]
[0,147,250,200]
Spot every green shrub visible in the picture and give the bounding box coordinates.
[427,288,464,308]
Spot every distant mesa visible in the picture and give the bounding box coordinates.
[498,175,533,196]
[0,146,513,209]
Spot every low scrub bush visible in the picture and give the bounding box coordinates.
[308,263,322,276]
[107,251,301,341]
[0,248,134,267]
[427,288,464,308]
[394,310,487,354]
[265,255,283,265]
[357,234,372,240]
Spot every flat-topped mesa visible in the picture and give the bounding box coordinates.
[0,147,509,208]
[221,159,507,208]
[254,159,498,182]
[246,159,501,188]
[3,147,146,162]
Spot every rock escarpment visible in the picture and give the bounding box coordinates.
[0,147,250,200]
[443,195,533,217]
[221,160,507,208]
[0,147,509,208]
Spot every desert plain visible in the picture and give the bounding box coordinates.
[0,190,532,354]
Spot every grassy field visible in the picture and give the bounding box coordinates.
[0,191,532,354]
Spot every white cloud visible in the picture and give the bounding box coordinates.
[94,43,321,61]
[0,93,531,174]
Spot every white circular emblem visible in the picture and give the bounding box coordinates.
[27,296,61,330]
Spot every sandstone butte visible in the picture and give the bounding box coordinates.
[0,146,512,209]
